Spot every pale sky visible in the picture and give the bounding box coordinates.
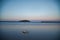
[0,0,60,21]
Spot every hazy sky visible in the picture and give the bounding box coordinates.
[0,0,60,21]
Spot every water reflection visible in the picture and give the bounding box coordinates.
[0,22,60,40]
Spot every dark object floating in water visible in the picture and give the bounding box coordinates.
[19,20,30,22]
[22,30,29,34]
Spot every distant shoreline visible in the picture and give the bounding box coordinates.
[0,21,60,23]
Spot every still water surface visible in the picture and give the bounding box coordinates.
[0,22,60,40]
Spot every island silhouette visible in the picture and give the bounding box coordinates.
[19,20,30,22]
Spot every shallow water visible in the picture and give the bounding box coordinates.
[0,22,60,40]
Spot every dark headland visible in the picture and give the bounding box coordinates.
[19,20,30,22]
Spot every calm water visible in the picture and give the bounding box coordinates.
[0,22,60,40]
